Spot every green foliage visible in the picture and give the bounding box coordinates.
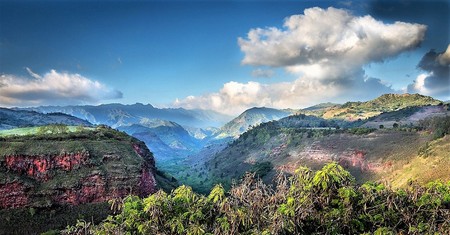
[341,94,441,113]
[0,202,111,235]
[345,127,376,135]
[419,116,450,140]
[418,142,431,158]
[37,124,69,135]
[312,162,354,191]
[64,163,450,234]
[249,161,273,178]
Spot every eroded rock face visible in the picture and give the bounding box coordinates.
[0,182,29,208]
[5,152,88,181]
[0,139,158,209]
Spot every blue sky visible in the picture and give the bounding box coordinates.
[0,0,449,114]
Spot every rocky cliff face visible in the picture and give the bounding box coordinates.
[0,127,158,209]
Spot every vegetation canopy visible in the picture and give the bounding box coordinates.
[64,163,450,234]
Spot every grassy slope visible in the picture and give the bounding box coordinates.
[0,126,93,137]
[386,135,450,188]
[307,93,442,121]
[361,105,450,128]
[204,127,431,191]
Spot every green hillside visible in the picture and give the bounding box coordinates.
[0,125,177,234]
[387,135,450,188]
[200,113,450,193]
[316,93,442,120]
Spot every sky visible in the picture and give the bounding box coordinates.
[0,0,449,115]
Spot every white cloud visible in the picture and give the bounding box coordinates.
[0,69,122,106]
[175,7,424,115]
[437,44,450,66]
[251,68,275,78]
[25,67,42,79]
[238,7,426,81]
[409,73,429,94]
[174,77,394,115]
[407,45,450,100]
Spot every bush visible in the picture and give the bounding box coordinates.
[418,116,450,140]
[64,163,450,234]
[249,161,273,178]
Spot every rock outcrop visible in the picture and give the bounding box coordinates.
[0,127,158,209]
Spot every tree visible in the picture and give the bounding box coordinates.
[379,124,384,129]
[393,123,399,128]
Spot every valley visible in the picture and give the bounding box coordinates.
[1,93,449,233]
[2,0,450,233]
[6,93,448,194]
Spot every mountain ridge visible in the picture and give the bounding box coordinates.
[214,107,293,138]
[0,108,92,130]
[311,93,442,121]
[19,103,232,129]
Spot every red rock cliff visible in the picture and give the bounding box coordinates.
[0,138,158,209]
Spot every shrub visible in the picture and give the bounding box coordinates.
[63,163,450,234]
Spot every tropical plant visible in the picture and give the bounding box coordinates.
[63,163,450,234]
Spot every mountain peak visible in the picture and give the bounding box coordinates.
[215,107,293,138]
[342,93,441,108]
[375,93,439,101]
[321,93,442,120]
[303,102,340,111]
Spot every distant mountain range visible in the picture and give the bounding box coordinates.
[19,103,232,129]
[117,120,203,160]
[0,108,91,130]
[12,103,293,183]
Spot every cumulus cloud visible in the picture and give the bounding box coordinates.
[437,44,450,66]
[251,68,275,78]
[0,69,122,106]
[238,7,426,81]
[175,7,426,115]
[407,45,450,99]
[174,76,394,115]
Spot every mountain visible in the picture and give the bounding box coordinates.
[183,126,219,140]
[309,93,442,121]
[16,104,232,184]
[197,100,449,192]
[0,125,177,233]
[361,104,450,128]
[117,119,207,182]
[118,120,203,156]
[0,108,91,130]
[215,107,293,138]
[20,103,232,128]
[302,102,340,111]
